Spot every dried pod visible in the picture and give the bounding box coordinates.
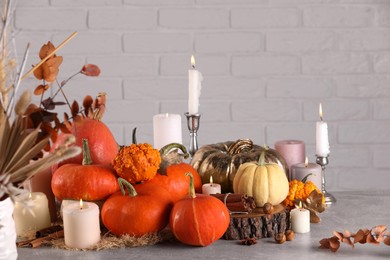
[285,230,295,241]
[263,202,274,214]
[275,233,286,244]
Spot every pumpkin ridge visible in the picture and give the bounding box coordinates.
[191,199,204,246]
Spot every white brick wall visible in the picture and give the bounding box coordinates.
[13,0,390,191]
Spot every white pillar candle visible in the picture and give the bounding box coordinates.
[188,55,203,115]
[291,157,322,191]
[13,192,51,236]
[63,200,100,249]
[316,103,330,157]
[153,113,182,149]
[291,204,310,234]
[202,176,221,195]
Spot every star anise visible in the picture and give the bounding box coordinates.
[240,237,257,246]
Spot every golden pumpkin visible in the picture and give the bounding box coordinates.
[233,147,289,207]
[190,139,287,193]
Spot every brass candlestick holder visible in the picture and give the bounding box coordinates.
[316,155,336,206]
[185,113,200,157]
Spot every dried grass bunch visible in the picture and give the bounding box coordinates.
[0,0,81,201]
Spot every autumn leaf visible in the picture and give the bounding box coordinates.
[71,101,79,117]
[39,41,56,60]
[81,64,101,76]
[33,84,50,95]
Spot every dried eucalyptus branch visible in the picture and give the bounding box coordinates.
[319,225,390,253]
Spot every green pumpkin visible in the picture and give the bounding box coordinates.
[190,139,287,193]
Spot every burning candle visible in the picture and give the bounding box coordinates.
[316,103,330,157]
[13,192,51,236]
[63,199,100,249]
[153,113,182,149]
[291,201,310,233]
[202,176,221,195]
[188,55,203,115]
[291,157,322,190]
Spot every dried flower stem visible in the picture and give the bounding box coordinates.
[6,42,30,116]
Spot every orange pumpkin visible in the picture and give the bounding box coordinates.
[101,178,173,237]
[51,139,119,201]
[169,173,230,246]
[147,143,202,202]
[51,118,119,172]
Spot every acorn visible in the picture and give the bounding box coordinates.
[285,230,295,241]
[263,202,274,214]
[274,232,286,244]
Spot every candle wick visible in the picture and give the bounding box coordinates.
[192,64,195,69]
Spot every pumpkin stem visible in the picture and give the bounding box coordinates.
[301,173,313,183]
[160,143,190,160]
[185,172,196,199]
[118,177,138,197]
[82,138,93,165]
[132,127,137,145]
[257,144,269,166]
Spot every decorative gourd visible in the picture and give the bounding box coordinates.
[146,143,202,202]
[233,147,289,207]
[101,178,173,237]
[283,174,324,209]
[191,139,287,193]
[51,118,119,172]
[112,142,161,184]
[51,139,119,201]
[169,173,230,247]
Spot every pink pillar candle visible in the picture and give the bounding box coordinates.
[291,161,322,190]
[274,140,305,180]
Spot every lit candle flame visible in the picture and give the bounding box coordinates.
[304,157,308,167]
[210,176,213,185]
[28,192,32,199]
[165,113,169,117]
[191,55,196,69]
[80,199,83,210]
[319,103,323,121]
[298,200,303,209]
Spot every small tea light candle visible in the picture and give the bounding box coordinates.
[291,202,310,233]
[202,176,221,195]
[153,113,182,150]
[63,199,100,249]
[291,157,322,191]
[14,192,51,236]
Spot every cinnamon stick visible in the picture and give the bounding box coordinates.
[211,193,248,204]
[18,230,64,248]
[211,193,256,213]
[36,225,63,238]
[30,230,64,248]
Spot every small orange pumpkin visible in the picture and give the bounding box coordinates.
[102,178,173,237]
[169,173,230,247]
[51,139,119,201]
[147,143,202,202]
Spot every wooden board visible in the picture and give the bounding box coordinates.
[223,204,291,240]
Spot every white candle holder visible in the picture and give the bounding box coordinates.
[184,113,201,157]
[315,155,336,206]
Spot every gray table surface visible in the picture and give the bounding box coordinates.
[17,191,390,259]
